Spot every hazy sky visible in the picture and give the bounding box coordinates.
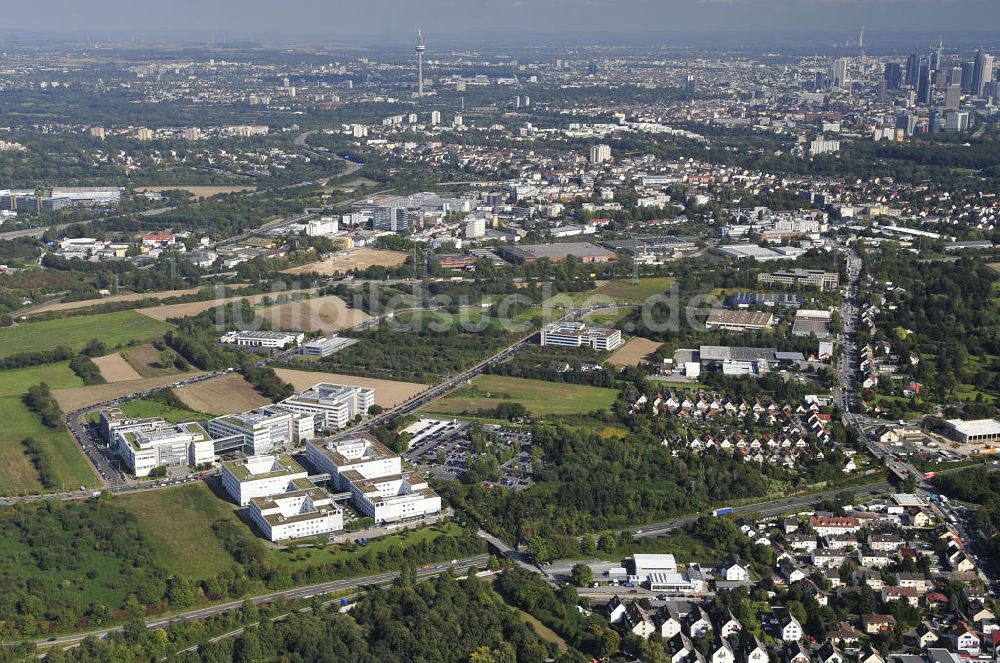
[5,0,1000,44]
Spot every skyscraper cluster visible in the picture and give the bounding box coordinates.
[888,45,996,107]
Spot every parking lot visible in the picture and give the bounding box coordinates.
[402,417,535,488]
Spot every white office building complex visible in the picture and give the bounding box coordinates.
[305,433,442,523]
[280,382,375,430]
[207,407,315,455]
[299,336,357,358]
[220,454,309,506]
[113,420,215,477]
[248,487,343,541]
[218,330,305,349]
[540,321,623,351]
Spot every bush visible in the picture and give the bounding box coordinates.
[22,437,57,490]
[22,383,64,428]
[69,355,106,385]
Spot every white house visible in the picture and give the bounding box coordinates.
[720,555,751,581]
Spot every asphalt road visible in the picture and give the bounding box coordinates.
[631,479,894,539]
[36,554,489,649]
[329,306,614,440]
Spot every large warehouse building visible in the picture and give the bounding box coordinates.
[498,242,615,264]
[944,419,1000,444]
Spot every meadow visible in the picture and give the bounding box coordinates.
[0,362,97,494]
[425,374,619,418]
[543,277,676,308]
[0,310,172,358]
[115,482,241,580]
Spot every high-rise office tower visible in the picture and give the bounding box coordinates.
[931,38,943,71]
[972,49,994,97]
[905,53,920,86]
[415,28,426,97]
[961,62,975,93]
[884,63,903,90]
[945,84,962,110]
[917,57,932,104]
[831,58,849,89]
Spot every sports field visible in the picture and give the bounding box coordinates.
[0,310,172,359]
[116,482,240,580]
[425,374,619,417]
[273,368,427,408]
[175,374,271,415]
[282,248,408,275]
[0,362,97,495]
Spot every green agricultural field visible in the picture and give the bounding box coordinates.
[425,374,619,418]
[0,362,97,494]
[0,310,172,359]
[120,398,212,423]
[115,482,240,580]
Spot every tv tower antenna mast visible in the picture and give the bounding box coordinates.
[416,27,426,97]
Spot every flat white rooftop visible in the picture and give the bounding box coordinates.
[946,419,1000,436]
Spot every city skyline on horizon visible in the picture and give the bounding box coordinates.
[2,0,1000,47]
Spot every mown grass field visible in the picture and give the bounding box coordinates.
[119,398,213,423]
[0,310,172,358]
[115,482,240,580]
[544,277,676,308]
[391,307,488,328]
[268,522,469,571]
[425,375,619,417]
[0,362,97,494]
[582,306,635,326]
